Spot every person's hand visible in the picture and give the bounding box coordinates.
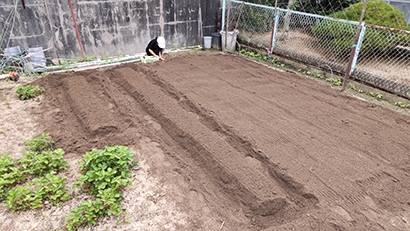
[159,57,165,61]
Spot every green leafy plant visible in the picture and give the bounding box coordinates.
[74,146,133,196]
[326,77,343,86]
[65,145,134,231]
[239,6,272,33]
[16,85,45,100]
[349,83,357,91]
[24,133,55,152]
[19,148,68,176]
[0,153,26,200]
[0,134,69,214]
[85,56,96,62]
[64,193,122,231]
[395,101,404,107]
[5,172,69,211]
[292,0,360,16]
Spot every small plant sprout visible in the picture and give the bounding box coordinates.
[326,78,342,86]
[147,192,166,204]
[395,102,405,108]
[314,73,324,79]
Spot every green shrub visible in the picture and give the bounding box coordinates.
[292,0,361,16]
[16,85,44,100]
[312,0,410,55]
[239,6,273,33]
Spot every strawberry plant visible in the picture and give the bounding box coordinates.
[16,85,44,100]
[5,172,70,211]
[18,133,67,176]
[0,153,26,200]
[19,148,68,176]
[74,145,133,196]
[64,193,122,231]
[65,145,134,231]
[24,133,55,152]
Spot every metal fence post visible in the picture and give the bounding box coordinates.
[350,24,367,75]
[270,13,280,52]
[342,0,368,91]
[222,0,226,32]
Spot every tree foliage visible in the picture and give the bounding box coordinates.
[292,0,361,15]
[331,0,409,29]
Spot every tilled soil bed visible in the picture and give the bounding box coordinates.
[1,51,410,231]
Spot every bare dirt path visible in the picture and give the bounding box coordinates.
[1,51,410,230]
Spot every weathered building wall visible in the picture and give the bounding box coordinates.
[0,0,220,59]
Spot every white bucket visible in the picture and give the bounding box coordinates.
[220,30,239,52]
[204,36,212,49]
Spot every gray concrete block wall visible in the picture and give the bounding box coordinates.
[0,0,220,59]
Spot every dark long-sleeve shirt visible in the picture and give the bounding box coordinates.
[145,37,163,56]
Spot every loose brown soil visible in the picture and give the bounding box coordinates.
[1,51,410,231]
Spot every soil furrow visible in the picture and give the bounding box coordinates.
[107,66,322,228]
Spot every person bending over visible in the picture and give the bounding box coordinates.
[146,36,166,61]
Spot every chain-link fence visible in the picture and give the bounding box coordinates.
[354,25,410,92]
[225,0,410,98]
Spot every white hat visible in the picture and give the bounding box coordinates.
[157,36,166,49]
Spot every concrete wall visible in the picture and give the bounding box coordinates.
[0,0,220,59]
